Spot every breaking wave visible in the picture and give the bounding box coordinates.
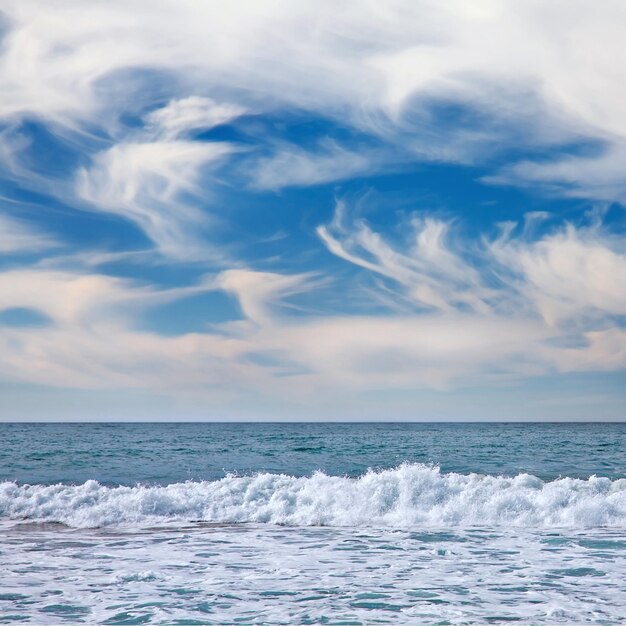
[1,464,625,529]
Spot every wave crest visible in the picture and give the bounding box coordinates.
[2,464,626,529]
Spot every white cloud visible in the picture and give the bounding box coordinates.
[320,201,626,326]
[256,314,552,391]
[0,212,624,402]
[318,201,495,314]
[486,141,626,202]
[71,95,247,259]
[2,1,626,199]
[489,222,626,325]
[548,328,626,374]
[77,139,237,258]
[0,1,625,416]
[145,96,245,141]
[316,203,626,381]
[0,213,59,254]
[0,267,252,390]
[249,140,381,190]
[218,269,313,325]
[0,267,213,326]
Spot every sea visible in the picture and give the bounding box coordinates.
[0,422,625,625]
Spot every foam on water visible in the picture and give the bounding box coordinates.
[2,425,626,624]
[2,463,626,529]
[2,522,625,624]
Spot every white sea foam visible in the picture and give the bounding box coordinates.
[3,522,626,624]
[1,464,625,529]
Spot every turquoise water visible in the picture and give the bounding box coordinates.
[1,423,625,624]
[2,422,625,485]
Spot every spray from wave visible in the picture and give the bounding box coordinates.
[1,464,625,529]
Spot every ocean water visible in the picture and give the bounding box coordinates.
[1,423,625,625]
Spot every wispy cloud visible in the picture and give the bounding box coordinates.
[488,221,626,326]
[319,201,626,325]
[74,96,247,259]
[76,139,237,259]
[0,207,623,405]
[3,1,626,200]
[145,97,246,141]
[0,213,59,254]
[248,141,383,190]
[315,201,626,383]
[486,141,626,202]
[318,201,495,314]
[0,1,625,418]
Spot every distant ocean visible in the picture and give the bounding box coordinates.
[1,422,625,625]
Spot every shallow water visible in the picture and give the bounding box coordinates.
[1,423,625,624]
[2,522,625,624]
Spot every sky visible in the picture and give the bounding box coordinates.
[0,0,625,421]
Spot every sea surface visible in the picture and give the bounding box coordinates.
[0,422,625,625]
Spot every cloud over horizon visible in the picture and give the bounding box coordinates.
[0,1,624,420]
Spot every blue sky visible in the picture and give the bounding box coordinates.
[0,0,625,421]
